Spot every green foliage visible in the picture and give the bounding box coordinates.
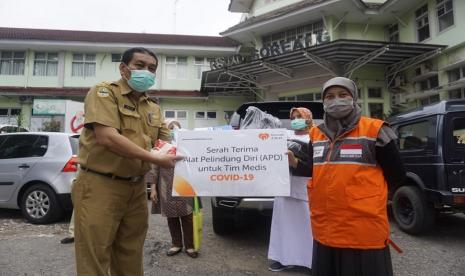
[14,111,25,132]
[40,120,61,132]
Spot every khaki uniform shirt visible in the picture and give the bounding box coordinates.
[77,78,170,177]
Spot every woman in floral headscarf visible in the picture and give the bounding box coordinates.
[267,107,313,272]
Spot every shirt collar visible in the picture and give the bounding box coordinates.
[116,78,132,95]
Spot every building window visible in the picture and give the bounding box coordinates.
[0,51,26,75]
[0,108,22,125]
[72,53,96,77]
[449,89,465,99]
[278,92,322,102]
[164,110,188,120]
[165,56,188,80]
[195,111,205,119]
[194,57,213,79]
[195,111,217,120]
[420,94,440,106]
[368,87,383,98]
[111,53,122,62]
[33,52,58,76]
[448,66,465,82]
[368,103,384,119]
[436,0,454,32]
[418,76,439,91]
[416,5,430,42]
[207,111,217,119]
[387,24,399,42]
[262,20,324,47]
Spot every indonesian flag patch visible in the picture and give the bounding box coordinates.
[340,144,362,158]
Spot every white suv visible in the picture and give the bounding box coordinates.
[0,132,78,224]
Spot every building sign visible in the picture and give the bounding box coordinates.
[210,32,330,70]
[33,99,66,115]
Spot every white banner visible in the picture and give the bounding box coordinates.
[173,129,290,197]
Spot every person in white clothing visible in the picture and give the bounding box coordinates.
[267,107,314,272]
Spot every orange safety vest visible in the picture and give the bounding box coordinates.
[308,116,389,249]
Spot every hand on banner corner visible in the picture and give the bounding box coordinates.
[286,150,298,168]
[151,139,184,168]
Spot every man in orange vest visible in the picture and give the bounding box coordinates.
[307,77,406,276]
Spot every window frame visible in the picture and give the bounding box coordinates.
[417,75,439,91]
[0,50,26,75]
[194,57,213,80]
[165,56,189,80]
[278,92,322,102]
[164,110,188,120]
[415,4,431,42]
[261,20,324,47]
[0,107,22,125]
[368,103,384,119]
[71,53,96,77]
[111,53,122,62]
[448,88,465,99]
[33,52,59,76]
[0,134,49,159]
[387,23,400,42]
[195,110,217,120]
[451,116,465,148]
[436,0,455,33]
[396,117,437,152]
[368,87,383,98]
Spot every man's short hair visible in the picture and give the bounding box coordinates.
[121,47,158,69]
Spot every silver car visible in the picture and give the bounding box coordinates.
[0,132,78,224]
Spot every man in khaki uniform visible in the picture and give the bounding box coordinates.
[72,47,181,276]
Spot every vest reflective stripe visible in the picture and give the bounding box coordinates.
[308,116,389,249]
[313,136,377,165]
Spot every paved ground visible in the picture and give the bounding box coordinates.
[0,199,464,276]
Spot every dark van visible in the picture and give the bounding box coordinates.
[388,100,465,234]
[211,101,324,235]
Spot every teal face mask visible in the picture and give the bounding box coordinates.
[290,118,307,130]
[127,69,156,92]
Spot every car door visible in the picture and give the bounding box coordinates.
[395,116,439,190]
[0,134,48,202]
[444,112,465,194]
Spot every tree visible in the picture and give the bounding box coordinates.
[15,111,26,132]
[40,120,61,132]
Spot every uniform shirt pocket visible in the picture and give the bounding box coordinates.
[145,112,162,141]
[118,105,141,132]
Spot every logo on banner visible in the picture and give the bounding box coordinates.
[340,144,363,158]
[258,133,270,140]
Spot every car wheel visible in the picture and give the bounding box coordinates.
[392,185,435,235]
[212,204,235,235]
[20,184,63,224]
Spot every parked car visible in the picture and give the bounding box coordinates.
[387,100,465,234]
[0,132,78,224]
[211,101,324,235]
[0,124,29,133]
